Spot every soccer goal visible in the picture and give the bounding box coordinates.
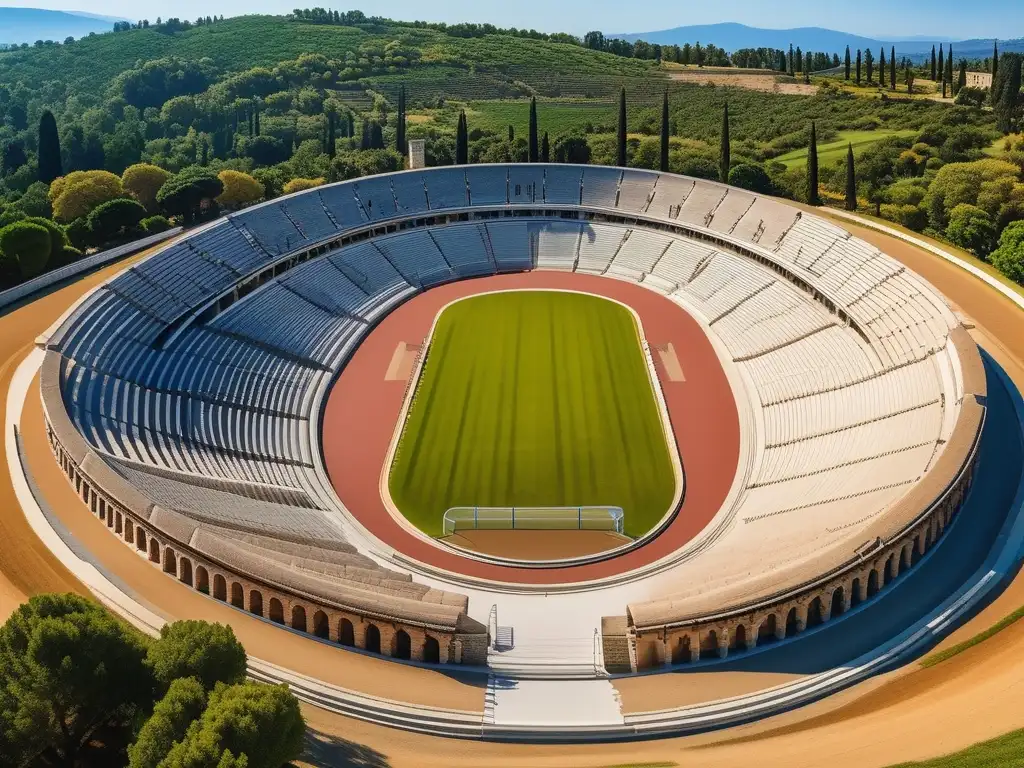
[442,506,625,536]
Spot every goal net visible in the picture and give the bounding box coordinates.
[442,506,624,536]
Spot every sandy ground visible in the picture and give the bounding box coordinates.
[5,221,1024,766]
[440,530,630,560]
[666,70,818,96]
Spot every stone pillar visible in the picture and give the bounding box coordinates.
[795,604,808,633]
[452,639,463,664]
[690,638,701,663]
[439,637,451,664]
[820,600,832,623]
[353,622,367,650]
[856,578,869,602]
[409,629,426,662]
[379,625,397,657]
[661,636,672,667]
[745,626,757,650]
[843,588,853,613]
[717,637,729,659]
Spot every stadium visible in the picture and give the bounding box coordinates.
[22,162,1020,742]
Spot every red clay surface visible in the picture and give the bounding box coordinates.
[322,272,740,584]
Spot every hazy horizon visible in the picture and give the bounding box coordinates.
[1,0,1019,41]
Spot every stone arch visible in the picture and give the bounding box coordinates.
[884,554,897,585]
[179,557,193,586]
[135,527,145,551]
[196,566,210,594]
[312,610,329,639]
[365,624,381,654]
[423,635,441,664]
[925,525,933,550]
[851,577,863,607]
[249,590,264,617]
[806,596,825,628]
[124,518,135,544]
[148,537,160,563]
[733,623,748,651]
[700,629,720,653]
[338,618,355,647]
[213,573,227,601]
[163,548,177,575]
[784,607,799,637]
[269,598,284,624]
[831,586,845,617]
[672,634,691,663]
[394,629,412,660]
[757,614,779,644]
[867,569,880,597]
[291,604,307,632]
[230,582,244,608]
[115,512,123,534]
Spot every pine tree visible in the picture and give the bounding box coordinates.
[856,49,862,85]
[616,87,627,167]
[719,101,730,183]
[541,131,550,163]
[891,46,897,91]
[931,45,937,80]
[37,109,62,184]
[396,85,406,155]
[660,90,670,172]
[807,121,820,205]
[844,46,851,80]
[880,47,887,87]
[456,111,468,165]
[845,143,857,211]
[528,96,539,162]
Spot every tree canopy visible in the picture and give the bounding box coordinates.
[146,620,248,694]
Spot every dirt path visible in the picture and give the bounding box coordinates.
[323,271,740,584]
[666,70,817,96]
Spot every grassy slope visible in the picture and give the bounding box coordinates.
[775,128,917,168]
[388,291,675,538]
[886,728,1024,767]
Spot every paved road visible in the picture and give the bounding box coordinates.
[693,353,1023,676]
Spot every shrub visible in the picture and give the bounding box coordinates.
[65,217,91,250]
[728,163,774,194]
[990,220,1024,284]
[945,203,997,256]
[49,245,84,269]
[282,176,325,195]
[0,220,53,279]
[881,203,929,231]
[50,170,125,222]
[955,86,988,108]
[216,170,264,209]
[23,216,67,258]
[86,197,147,244]
[122,163,172,211]
[140,215,172,234]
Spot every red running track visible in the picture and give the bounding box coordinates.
[321,272,740,584]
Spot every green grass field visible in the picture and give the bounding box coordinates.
[775,128,917,169]
[388,291,676,538]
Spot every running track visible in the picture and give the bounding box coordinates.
[322,272,740,584]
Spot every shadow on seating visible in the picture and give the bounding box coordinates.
[298,728,391,768]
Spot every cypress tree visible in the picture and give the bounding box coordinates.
[789,44,795,76]
[719,101,730,183]
[938,45,944,88]
[804,52,811,84]
[247,108,254,137]
[844,46,851,80]
[957,58,967,95]
[992,41,999,98]
[931,45,937,80]
[508,125,514,143]
[890,46,897,91]
[456,111,468,165]
[541,131,550,163]
[254,101,260,137]
[845,143,857,211]
[396,85,406,155]
[945,48,954,96]
[807,121,820,205]
[795,46,802,73]
[616,87,627,167]
[327,113,336,158]
[856,49,862,85]
[347,113,355,142]
[37,109,62,184]
[528,96,539,162]
[660,90,670,172]
[995,53,1023,134]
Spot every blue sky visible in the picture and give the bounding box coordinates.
[6,0,1020,39]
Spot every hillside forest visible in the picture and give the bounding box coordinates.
[0,11,1022,290]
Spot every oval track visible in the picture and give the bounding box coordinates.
[323,271,741,584]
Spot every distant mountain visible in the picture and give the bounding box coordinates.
[607,22,1021,61]
[0,7,127,45]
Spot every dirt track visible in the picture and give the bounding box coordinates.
[4,221,1024,766]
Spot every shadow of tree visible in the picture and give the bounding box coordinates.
[297,728,392,768]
